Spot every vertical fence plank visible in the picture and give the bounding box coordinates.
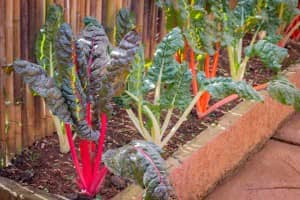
[20,0,31,148]
[13,0,23,154]
[70,0,78,32]
[143,0,150,58]
[63,0,70,24]
[28,0,39,144]
[0,0,7,167]
[4,0,17,160]
[95,0,102,22]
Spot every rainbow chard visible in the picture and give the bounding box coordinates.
[117,27,262,148]
[13,15,141,197]
[103,140,171,200]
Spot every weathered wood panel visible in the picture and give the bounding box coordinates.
[0,0,165,166]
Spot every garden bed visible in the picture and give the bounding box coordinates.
[0,42,299,200]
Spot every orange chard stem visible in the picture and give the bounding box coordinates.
[198,54,212,114]
[188,46,203,116]
[198,83,268,119]
[210,43,220,78]
[204,54,210,77]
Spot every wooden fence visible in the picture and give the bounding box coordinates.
[0,0,166,165]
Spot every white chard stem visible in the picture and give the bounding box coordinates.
[161,90,204,147]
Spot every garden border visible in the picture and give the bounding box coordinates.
[0,65,299,200]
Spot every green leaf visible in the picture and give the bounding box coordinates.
[160,63,192,110]
[13,60,72,123]
[118,46,147,108]
[197,72,263,101]
[108,31,141,96]
[77,24,111,103]
[158,0,188,31]
[35,4,64,77]
[55,23,99,140]
[103,140,172,200]
[115,8,136,44]
[146,27,184,86]
[83,16,102,27]
[93,30,140,114]
[267,77,300,111]
[245,40,288,71]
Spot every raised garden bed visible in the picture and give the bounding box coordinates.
[0,38,300,199]
[0,63,299,200]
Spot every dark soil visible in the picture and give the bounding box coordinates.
[0,40,299,200]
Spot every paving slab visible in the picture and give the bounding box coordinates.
[273,113,300,145]
[206,140,300,200]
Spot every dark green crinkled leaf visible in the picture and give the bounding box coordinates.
[83,16,102,27]
[103,140,172,200]
[77,24,111,101]
[160,63,192,110]
[118,46,147,108]
[186,1,226,55]
[91,30,140,115]
[197,72,263,101]
[146,27,184,86]
[157,0,188,31]
[55,23,99,140]
[267,77,300,111]
[245,40,288,71]
[35,4,63,77]
[13,60,71,123]
[115,8,136,44]
[108,31,141,96]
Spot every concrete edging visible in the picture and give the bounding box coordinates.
[0,176,68,200]
[112,64,300,200]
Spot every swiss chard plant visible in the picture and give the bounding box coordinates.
[221,0,292,81]
[263,0,300,46]
[117,28,263,147]
[12,12,174,199]
[13,15,139,196]
[156,0,228,116]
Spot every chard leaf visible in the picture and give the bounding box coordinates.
[108,30,141,96]
[267,77,300,111]
[156,0,188,31]
[77,23,111,121]
[83,16,102,27]
[186,1,227,55]
[35,4,63,77]
[13,60,71,122]
[197,72,263,101]
[146,27,184,86]
[91,30,140,114]
[115,8,136,44]
[245,40,288,71]
[55,23,99,140]
[119,46,147,108]
[160,63,192,110]
[103,140,172,200]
